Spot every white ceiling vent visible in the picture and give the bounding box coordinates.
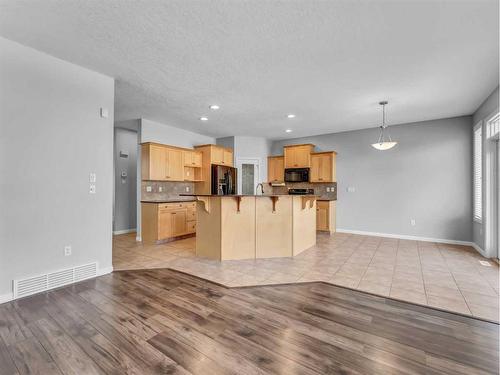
[13,262,98,299]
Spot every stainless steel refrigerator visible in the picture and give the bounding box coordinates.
[211,165,237,195]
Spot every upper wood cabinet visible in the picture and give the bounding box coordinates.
[267,156,284,183]
[284,144,314,168]
[211,146,224,164]
[165,148,184,181]
[223,149,233,166]
[310,152,336,183]
[142,143,202,182]
[183,150,202,167]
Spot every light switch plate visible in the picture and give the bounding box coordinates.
[158,186,163,192]
[89,173,96,183]
[146,186,152,192]
[347,187,355,193]
[100,108,109,118]
[89,184,96,194]
[185,186,190,192]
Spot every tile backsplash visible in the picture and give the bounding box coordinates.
[142,181,195,201]
[263,182,337,200]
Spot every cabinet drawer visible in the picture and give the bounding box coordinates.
[187,220,196,233]
[159,202,187,210]
[187,209,196,221]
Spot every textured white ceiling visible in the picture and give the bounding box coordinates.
[0,0,498,140]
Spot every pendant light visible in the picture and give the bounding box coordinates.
[371,101,397,150]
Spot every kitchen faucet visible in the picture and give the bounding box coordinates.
[256,183,264,195]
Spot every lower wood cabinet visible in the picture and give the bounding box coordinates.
[316,200,336,234]
[142,201,196,243]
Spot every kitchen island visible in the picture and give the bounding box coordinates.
[184,195,317,260]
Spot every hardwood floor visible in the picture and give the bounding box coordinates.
[0,268,498,374]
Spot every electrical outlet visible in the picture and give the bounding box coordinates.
[410,219,416,226]
[158,186,163,192]
[64,246,72,256]
[326,187,330,192]
[89,173,96,183]
[347,187,355,193]
[146,186,152,192]
[185,186,190,192]
[89,184,96,194]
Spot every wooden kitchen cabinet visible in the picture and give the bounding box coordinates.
[183,150,202,168]
[141,201,197,243]
[210,146,224,164]
[142,143,168,181]
[223,148,233,166]
[194,144,235,194]
[284,144,314,168]
[267,156,284,183]
[142,143,203,182]
[165,148,184,181]
[316,200,336,234]
[310,152,336,183]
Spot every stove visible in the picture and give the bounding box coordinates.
[288,188,315,195]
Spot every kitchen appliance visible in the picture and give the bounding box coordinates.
[285,168,310,183]
[211,165,237,195]
[288,188,315,195]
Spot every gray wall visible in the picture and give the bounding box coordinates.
[472,86,499,251]
[217,136,272,185]
[113,127,138,233]
[272,116,473,242]
[0,37,114,299]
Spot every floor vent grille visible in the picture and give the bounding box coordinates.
[14,262,98,299]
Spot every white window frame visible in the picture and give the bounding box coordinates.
[473,121,483,223]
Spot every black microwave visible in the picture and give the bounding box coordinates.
[285,168,309,182]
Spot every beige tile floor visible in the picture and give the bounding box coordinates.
[113,232,500,322]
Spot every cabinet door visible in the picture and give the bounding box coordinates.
[293,146,311,167]
[158,210,173,239]
[268,157,284,182]
[310,154,321,182]
[284,145,312,168]
[211,147,224,164]
[148,145,168,180]
[183,150,193,166]
[320,154,333,182]
[166,148,184,181]
[223,149,233,166]
[171,210,187,236]
[192,152,202,167]
[316,202,329,231]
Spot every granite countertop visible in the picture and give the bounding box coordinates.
[141,199,196,204]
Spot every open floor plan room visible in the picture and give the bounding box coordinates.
[1,0,499,374]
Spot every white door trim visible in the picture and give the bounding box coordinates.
[235,157,261,195]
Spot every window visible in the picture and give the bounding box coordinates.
[486,112,500,139]
[473,123,482,222]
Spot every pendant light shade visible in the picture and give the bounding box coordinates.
[371,101,397,150]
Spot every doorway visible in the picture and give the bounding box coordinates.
[485,112,500,259]
[236,158,261,195]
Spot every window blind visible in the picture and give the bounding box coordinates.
[473,124,482,222]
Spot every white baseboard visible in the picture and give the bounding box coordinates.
[336,228,474,247]
[113,228,136,235]
[471,242,487,257]
[97,266,114,277]
[0,292,13,304]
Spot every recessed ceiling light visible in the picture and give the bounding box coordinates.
[285,129,293,133]
[209,105,220,110]
[199,117,208,121]
[287,114,296,119]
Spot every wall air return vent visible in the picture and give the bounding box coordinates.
[13,262,98,299]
